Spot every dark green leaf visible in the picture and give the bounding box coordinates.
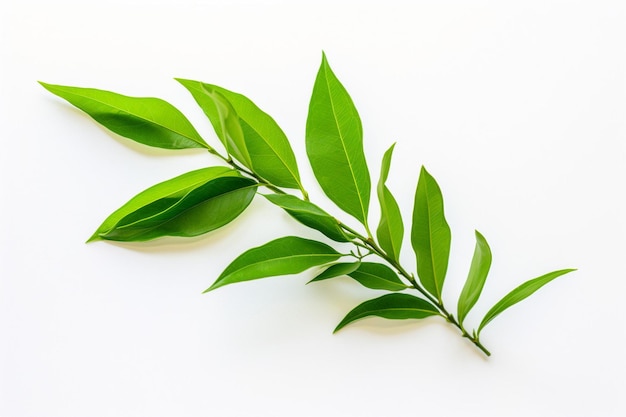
[477,269,576,335]
[457,230,492,325]
[334,293,440,333]
[93,170,256,242]
[411,166,451,302]
[263,193,351,242]
[376,143,404,261]
[39,82,209,150]
[348,262,408,291]
[206,236,342,292]
[309,261,361,283]
[305,53,371,225]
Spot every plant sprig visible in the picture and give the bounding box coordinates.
[40,52,575,356]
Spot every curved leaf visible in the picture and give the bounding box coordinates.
[309,261,361,283]
[39,82,209,150]
[334,293,439,333]
[206,236,342,292]
[477,269,576,335]
[305,53,371,225]
[94,175,257,242]
[376,143,404,261]
[457,230,492,325]
[348,262,408,291]
[263,193,351,242]
[177,79,304,191]
[411,166,451,302]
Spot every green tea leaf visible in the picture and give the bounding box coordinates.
[334,293,440,333]
[309,261,361,283]
[177,79,304,191]
[93,172,256,241]
[457,230,492,325]
[305,53,371,225]
[39,82,209,150]
[263,194,351,242]
[206,236,342,292]
[477,269,576,335]
[411,166,451,302]
[376,143,404,261]
[348,262,408,291]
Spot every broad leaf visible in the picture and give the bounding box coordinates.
[305,53,371,225]
[411,166,451,302]
[206,236,342,292]
[40,82,209,150]
[263,194,351,242]
[376,143,404,261]
[177,79,304,191]
[457,230,492,325]
[93,170,256,242]
[348,262,408,291]
[334,293,440,333]
[309,261,361,283]
[477,269,576,335]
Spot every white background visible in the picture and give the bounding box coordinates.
[1,1,625,416]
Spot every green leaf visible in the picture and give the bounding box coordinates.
[206,236,342,292]
[305,53,371,225]
[457,230,493,326]
[177,79,304,192]
[477,269,576,335]
[334,293,440,333]
[376,143,404,261]
[39,82,209,150]
[92,169,256,242]
[263,194,351,242]
[309,261,361,283]
[411,166,451,302]
[348,262,408,291]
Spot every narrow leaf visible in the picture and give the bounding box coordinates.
[376,143,404,261]
[477,269,576,335]
[347,262,408,291]
[334,293,439,333]
[305,53,371,225]
[39,82,209,150]
[309,261,361,283]
[206,237,342,292]
[411,166,451,301]
[457,230,493,325]
[263,193,351,242]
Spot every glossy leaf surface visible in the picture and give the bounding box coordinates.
[411,166,451,301]
[40,82,209,150]
[309,261,361,282]
[177,79,303,190]
[334,293,439,333]
[376,143,404,261]
[206,236,342,292]
[457,230,492,325]
[348,262,408,291]
[263,194,350,242]
[477,269,576,335]
[305,53,371,225]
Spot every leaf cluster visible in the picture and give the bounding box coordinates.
[40,53,575,356]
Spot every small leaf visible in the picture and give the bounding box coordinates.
[92,170,256,242]
[305,53,371,225]
[477,269,576,335]
[206,236,342,292]
[411,166,451,302]
[263,194,351,242]
[334,293,440,333]
[309,261,361,283]
[348,262,408,291]
[457,230,493,325]
[39,82,209,150]
[376,143,404,261]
